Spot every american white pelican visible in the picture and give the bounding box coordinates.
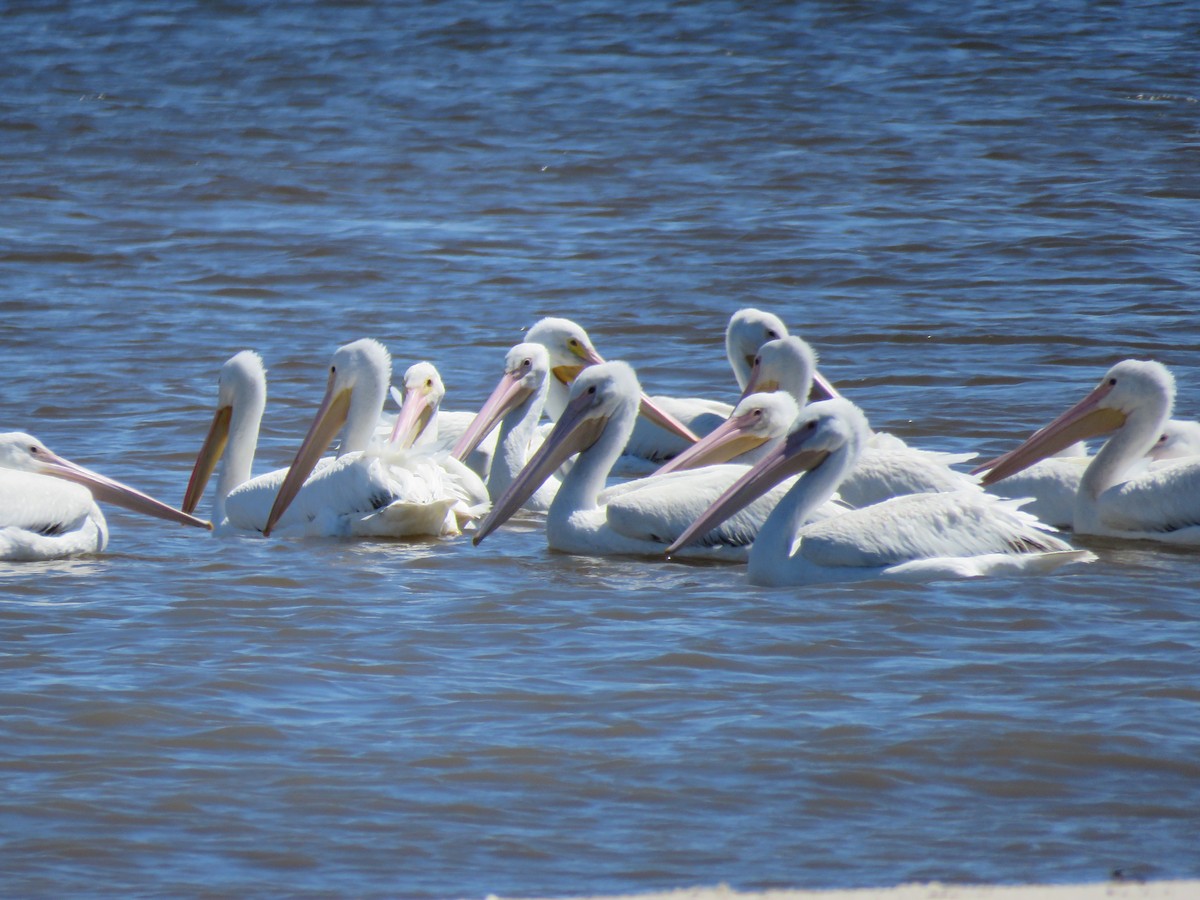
[1150,418,1200,461]
[661,334,974,507]
[450,342,560,510]
[383,361,490,517]
[471,362,817,559]
[198,340,459,539]
[524,317,702,446]
[976,359,1200,544]
[653,391,802,476]
[666,400,1093,585]
[1,432,209,561]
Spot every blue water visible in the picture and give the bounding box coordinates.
[2,1,1199,896]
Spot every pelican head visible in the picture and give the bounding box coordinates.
[742,335,840,404]
[0,432,211,530]
[183,350,267,515]
[654,391,800,475]
[726,308,788,390]
[263,339,392,536]
[473,361,640,545]
[1149,418,1200,462]
[389,362,445,448]
[525,315,699,444]
[975,359,1174,486]
[524,317,605,386]
[665,399,869,556]
[451,342,549,462]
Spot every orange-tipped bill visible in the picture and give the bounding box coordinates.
[665,427,830,556]
[38,449,211,530]
[451,370,534,462]
[183,404,232,514]
[973,381,1127,486]
[263,375,352,536]
[473,389,608,546]
[653,408,771,476]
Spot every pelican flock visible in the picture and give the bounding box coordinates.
[8,308,1195,583]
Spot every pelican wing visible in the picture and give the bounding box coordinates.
[1100,459,1200,537]
[983,456,1088,529]
[799,491,1072,569]
[836,446,979,508]
[604,466,800,549]
[1,470,106,560]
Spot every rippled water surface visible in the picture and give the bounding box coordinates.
[2,1,1199,897]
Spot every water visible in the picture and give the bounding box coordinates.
[2,1,1199,896]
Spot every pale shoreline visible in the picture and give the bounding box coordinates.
[498,881,1200,900]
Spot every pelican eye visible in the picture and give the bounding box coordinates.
[753,409,763,418]
[425,379,433,388]
[522,358,532,368]
[766,329,779,339]
[1107,377,1117,386]
[804,420,817,431]
[587,385,597,395]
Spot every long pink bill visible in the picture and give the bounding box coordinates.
[637,393,700,444]
[450,371,534,462]
[263,378,352,536]
[665,429,829,557]
[472,390,607,546]
[182,405,232,515]
[40,450,212,530]
[653,408,771,476]
[972,381,1126,486]
[388,386,435,449]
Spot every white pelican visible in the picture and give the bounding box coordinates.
[183,340,457,539]
[450,342,559,510]
[1150,418,1200,461]
[660,334,973,507]
[654,391,802,476]
[667,400,1093,585]
[524,317,702,448]
[976,359,1200,544]
[471,362,820,559]
[384,361,490,516]
[2,432,209,561]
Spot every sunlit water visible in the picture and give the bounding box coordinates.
[2,1,1199,897]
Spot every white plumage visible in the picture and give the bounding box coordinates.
[2,432,208,561]
[978,360,1200,544]
[668,400,1092,586]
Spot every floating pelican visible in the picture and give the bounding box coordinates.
[667,400,1092,585]
[451,342,559,510]
[1150,418,1200,461]
[524,317,701,447]
[384,361,490,517]
[2,432,209,561]
[976,359,1200,544]
[189,340,459,539]
[471,362,820,559]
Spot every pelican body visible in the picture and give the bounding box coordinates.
[2,432,209,561]
[976,360,1200,544]
[471,362,807,559]
[667,401,1092,585]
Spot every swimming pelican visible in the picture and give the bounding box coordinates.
[524,317,701,446]
[188,340,457,539]
[383,361,490,517]
[657,334,971,507]
[450,342,559,510]
[666,400,1092,585]
[471,362,817,559]
[2,432,209,561]
[1150,418,1200,461]
[975,360,1200,544]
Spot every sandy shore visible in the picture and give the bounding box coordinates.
[498,881,1200,900]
